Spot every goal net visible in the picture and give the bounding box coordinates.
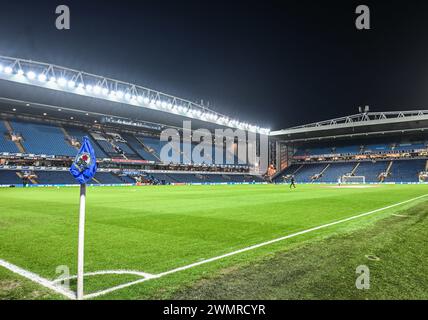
[341,175,366,184]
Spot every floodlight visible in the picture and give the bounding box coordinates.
[86,84,93,92]
[93,85,101,94]
[17,69,24,76]
[38,73,47,82]
[102,88,109,95]
[68,80,76,88]
[58,77,67,86]
[27,71,36,80]
[4,66,13,74]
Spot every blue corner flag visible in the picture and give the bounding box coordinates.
[70,136,97,184]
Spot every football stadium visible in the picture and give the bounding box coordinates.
[2,1,428,306]
[0,54,427,301]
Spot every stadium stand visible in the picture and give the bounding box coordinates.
[121,134,159,162]
[352,161,388,183]
[94,172,124,184]
[0,170,22,185]
[35,171,80,184]
[318,162,356,183]
[65,126,108,158]
[0,122,20,153]
[387,159,426,182]
[9,120,77,156]
[293,163,327,182]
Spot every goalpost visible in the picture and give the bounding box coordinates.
[341,175,366,184]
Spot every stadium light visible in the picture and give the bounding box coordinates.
[27,71,36,80]
[58,77,67,86]
[0,56,268,134]
[38,73,47,82]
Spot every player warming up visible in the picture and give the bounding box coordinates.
[290,176,296,189]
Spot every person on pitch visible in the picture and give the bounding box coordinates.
[290,175,296,189]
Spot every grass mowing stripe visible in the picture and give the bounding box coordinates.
[83,193,428,299]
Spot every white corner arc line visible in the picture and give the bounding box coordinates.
[0,259,76,299]
[84,193,428,299]
[51,270,155,284]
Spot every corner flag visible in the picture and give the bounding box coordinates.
[70,136,97,184]
[69,136,97,300]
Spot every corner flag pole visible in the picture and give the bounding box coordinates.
[69,136,96,300]
[77,183,86,300]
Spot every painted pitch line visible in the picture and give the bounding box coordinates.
[0,258,76,300]
[84,193,428,299]
[51,270,155,284]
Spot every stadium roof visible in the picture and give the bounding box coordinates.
[271,111,428,142]
[0,55,270,134]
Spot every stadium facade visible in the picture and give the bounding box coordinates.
[0,55,427,186]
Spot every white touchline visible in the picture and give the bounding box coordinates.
[0,194,426,300]
[0,259,76,300]
[83,193,428,299]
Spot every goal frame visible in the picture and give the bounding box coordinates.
[341,175,366,184]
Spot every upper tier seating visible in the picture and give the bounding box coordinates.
[10,121,77,156]
[96,139,118,155]
[141,136,162,157]
[65,127,108,158]
[115,142,140,159]
[122,134,159,162]
[0,122,19,153]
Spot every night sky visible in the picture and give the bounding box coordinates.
[1,0,428,130]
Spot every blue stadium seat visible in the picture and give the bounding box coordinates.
[318,162,356,182]
[10,120,77,156]
[0,170,22,184]
[121,134,159,162]
[354,161,389,182]
[294,163,327,182]
[0,122,19,153]
[387,159,426,182]
[65,127,108,158]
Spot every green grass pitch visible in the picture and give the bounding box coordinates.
[0,184,427,299]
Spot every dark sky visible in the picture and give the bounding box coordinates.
[1,0,428,130]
